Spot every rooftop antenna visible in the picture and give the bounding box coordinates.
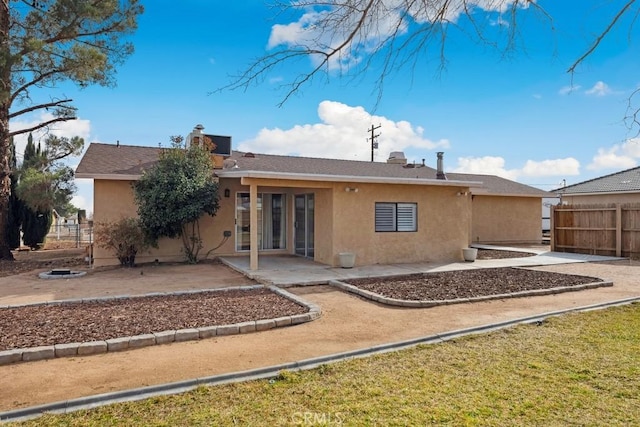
[367,123,381,162]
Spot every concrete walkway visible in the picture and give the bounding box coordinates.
[220,246,623,286]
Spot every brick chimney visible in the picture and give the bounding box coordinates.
[436,152,447,180]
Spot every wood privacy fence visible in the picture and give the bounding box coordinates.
[551,203,640,259]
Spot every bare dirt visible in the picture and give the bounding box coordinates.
[1,246,639,413]
[0,246,86,278]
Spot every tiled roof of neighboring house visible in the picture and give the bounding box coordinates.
[76,143,551,197]
[552,166,640,195]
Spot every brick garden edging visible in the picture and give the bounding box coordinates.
[0,285,321,366]
[328,279,614,308]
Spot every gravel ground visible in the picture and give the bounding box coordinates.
[476,249,537,260]
[1,246,590,352]
[0,288,308,351]
[346,267,603,301]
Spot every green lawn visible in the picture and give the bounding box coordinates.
[13,303,640,426]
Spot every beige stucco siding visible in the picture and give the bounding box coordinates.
[312,188,333,265]
[93,179,241,267]
[471,195,541,244]
[92,176,479,267]
[330,183,470,266]
[93,180,180,266]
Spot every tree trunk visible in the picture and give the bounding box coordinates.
[0,3,15,260]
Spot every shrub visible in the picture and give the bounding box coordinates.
[94,217,151,267]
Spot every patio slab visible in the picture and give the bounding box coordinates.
[219,246,623,286]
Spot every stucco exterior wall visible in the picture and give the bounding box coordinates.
[94,177,539,267]
[93,180,181,266]
[330,182,471,266]
[560,193,640,205]
[92,179,242,267]
[312,188,333,265]
[471,195,541,244]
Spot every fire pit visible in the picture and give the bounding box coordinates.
[38,269,87,279]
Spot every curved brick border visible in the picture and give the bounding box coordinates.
[329,279,614,308]
[0,285,321,366]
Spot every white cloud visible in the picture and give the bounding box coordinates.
[520,158,581,177]
[559,85,581,95]
[10,112,91,163]
[10,112,94,214]
[72,179,94,216]
[453,156,581,181]
[268,1,530,70]
[452,156,519,180]
[238,100,449,160]
[585,81,612,96]
[587,138,640,170]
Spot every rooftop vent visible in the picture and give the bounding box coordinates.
[243,152,255,158]
[223,159,239,169]
[387,151,407,165]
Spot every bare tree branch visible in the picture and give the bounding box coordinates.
[8,115,76,138]
[8,98,74,119]
[218,0,550,107]
[567,0,638,74]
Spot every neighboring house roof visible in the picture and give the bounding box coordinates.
[76,143,550,198]
[552,166,640,195]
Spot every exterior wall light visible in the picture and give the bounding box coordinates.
[224,188,230,198]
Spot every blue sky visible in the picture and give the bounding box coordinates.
[10,1,640,215]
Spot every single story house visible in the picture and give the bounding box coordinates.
[76,125,551,269]
[553,166,640,205]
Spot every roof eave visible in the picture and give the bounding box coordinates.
[217,170,481,187]
[75,173,141,181]
[558,189,640,196]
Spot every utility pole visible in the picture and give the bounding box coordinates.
[367,124,381,162]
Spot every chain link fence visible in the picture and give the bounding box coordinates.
[46,224,94,248]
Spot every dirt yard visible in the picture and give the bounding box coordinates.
[0,247,639,413]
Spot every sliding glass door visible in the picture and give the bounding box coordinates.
[236,193,286,251]
[294,194,314,258]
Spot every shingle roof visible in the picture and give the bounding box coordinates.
[553,166,640,195]
[76,143,161,178]
[76,143,550,197]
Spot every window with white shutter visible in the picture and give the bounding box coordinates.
[375,202,417,232]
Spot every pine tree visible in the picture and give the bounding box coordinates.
[20,134,50,249]
[4,138,21,249]
[21,209,51,250]
[0,1,143,260]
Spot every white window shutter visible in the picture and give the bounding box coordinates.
[375,203,396,232]
[396,203,416,231]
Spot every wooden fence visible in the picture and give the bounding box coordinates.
[551,203,640,259]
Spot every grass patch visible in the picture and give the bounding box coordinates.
[11,303,640,426]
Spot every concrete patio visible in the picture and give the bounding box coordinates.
[219,245,624,286]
